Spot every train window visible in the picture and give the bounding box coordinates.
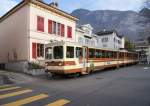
[89,49,95,58]
[76,47,83,58]
[66,46,74,58]
[45,47,52,59]
[119,52,124,58]
[96,50,102,58]
[108,51,113,58]
[105,51,109,58]
[113,52,117,58]
[53,46,63,59]
[102,50,106,58]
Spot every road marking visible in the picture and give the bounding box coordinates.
[46,99,70,106]
[0,89,32,99]
[0,85,12,89]
[0,86,21,92]
[3,94,48,106]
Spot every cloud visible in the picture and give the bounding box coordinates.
[0,0,18,17]
[0,0,144,16]
[91,0,143,11]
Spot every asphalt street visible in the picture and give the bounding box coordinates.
[0,65,150,106]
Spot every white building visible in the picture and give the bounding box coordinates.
[134,40,150,64]
[96,30,125,50]
[0,0,78,63]
[76,24,98,47]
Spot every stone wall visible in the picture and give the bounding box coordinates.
[5,61,28,73]
[5,61,45,76]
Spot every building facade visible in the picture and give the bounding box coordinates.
[96,31,124,50]
[134,40,150,64]
[0,0,78,63]
[76,24,98,47]
[0,0,125,65]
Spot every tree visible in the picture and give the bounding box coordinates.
[124,38,134,49]
[147,36,150,44]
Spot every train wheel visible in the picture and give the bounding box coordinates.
[46,72,53,78]
[74,73,80,77]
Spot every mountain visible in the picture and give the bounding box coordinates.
[71,9,149,41]
[140,8,150,18]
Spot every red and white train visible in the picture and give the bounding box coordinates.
[45,41,139,75]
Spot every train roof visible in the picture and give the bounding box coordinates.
[45,41,136,53]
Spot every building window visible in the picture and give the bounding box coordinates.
[102,37,108,42]
[57,23,61,35]
[61,24,65,37]
[32,43,44,59]
[91,40,95,46]
[37,43,44,57]
[48,20,52,34]
[52,21,56,34]
[118,40,121,44]
[103,44,107,47]
[37,16,44,32]
[67,26,72,38]
[85,38,90,45]
[78,37,84,44]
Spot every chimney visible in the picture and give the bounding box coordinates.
[49,2,58,8]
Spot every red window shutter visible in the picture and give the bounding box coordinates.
[48,20,52,34]
[32,43,37,59]
[37,16,44,32]
[61,24,65,37]
[67,26,72,38]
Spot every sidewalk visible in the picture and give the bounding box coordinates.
[0,70,39,85]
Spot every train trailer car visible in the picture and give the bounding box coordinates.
[45,41,139,76]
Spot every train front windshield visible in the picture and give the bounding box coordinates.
[53,46,63,59]
[46,46,63,59]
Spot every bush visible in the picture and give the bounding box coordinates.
[28,62,45,70]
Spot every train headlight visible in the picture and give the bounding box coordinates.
[45,63,48,66]
[59,63,62,66]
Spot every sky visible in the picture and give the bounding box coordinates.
[0,0,144,17]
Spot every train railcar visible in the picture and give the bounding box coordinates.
[45,41,139,75]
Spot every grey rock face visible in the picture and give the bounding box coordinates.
[71,9,149,41]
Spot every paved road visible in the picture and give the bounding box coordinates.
[0,65,150,106]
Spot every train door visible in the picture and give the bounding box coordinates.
[83,47,87,68]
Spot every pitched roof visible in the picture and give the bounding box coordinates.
[96,30,123,39]
[96,30,115,36]
[0,0,78,23]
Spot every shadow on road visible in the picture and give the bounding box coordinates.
[0,75,14,85]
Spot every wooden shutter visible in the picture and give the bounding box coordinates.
[37,16,44,32]
[67,26,72,38]
[48,20,52,34]
[32,43,37,59]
